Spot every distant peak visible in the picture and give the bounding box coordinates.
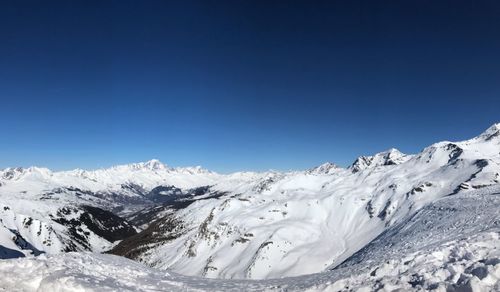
[308,162,341,175]
[144,159,167,170]
[1,166,52,180]
[385,148,403,154]
[1,167,24,180]
[318,162,337,167]
[349,148,411,173]
[379,148,407,160]
[477,123,500,141]
[489,122,500,130]
[115,159,169,171]
[174,165,212,175]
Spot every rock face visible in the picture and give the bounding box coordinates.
[109,213,184,260]
[0,123,500,282]
[52,206,137,247]
[0,202,137,257]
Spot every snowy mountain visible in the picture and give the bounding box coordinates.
[1,186,498,291]
[109,124,500,280]
[0,123,499,290]
[348,148,413,173]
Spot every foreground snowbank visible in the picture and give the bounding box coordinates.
[0,252,183,292]
[327,232,500,292]
[0,231,498,291]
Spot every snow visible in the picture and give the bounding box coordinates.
[0,234,497,292]
[126,124,499,279]
[325,232,500,292]
[349,148,413,173]
[0,123,499,290]
[0,186,498,291]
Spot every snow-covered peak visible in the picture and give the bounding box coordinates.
[415,123,500,166]
[143,159,168,170]
[174,166,213,175]
[307,162,342,175]
[129,159,169,171]
[382,148,406,158]
[1,166,52,181]
[99,160,214,175]
[66,168,87,176]
[1,124,500,284]
[475,123,500,141]
[1,167,24,180]
[349,148,411,173]
[108,159,170,172]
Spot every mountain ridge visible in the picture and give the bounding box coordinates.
[0,123,499,282]
[3,122,499,179]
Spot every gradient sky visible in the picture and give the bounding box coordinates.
[1,1,499,172]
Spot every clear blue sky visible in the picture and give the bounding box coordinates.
[1,1,499,172]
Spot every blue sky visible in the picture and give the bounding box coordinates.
[1,1,499,172]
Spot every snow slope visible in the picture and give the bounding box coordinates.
[0,160,257,257]
[0,186,498,291]
[110,124,500,279]
[0,123,499,283]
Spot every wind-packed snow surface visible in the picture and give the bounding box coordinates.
[0,123,499,290]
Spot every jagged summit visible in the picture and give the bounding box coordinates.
[484,122,500,133]
[307,162,342,175]
[116,159,169,171]
[1,167,25,180]
[174,165,212,175]
[349,148,412,173]
[0,166,52,181]
[1,123,498,186]
[476,123,500,141]
[143,159,168,170]
[96,160,214,174]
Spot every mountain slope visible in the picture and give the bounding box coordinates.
[108,124,500,279]
[0,186,498,291]
[0,123,499,283]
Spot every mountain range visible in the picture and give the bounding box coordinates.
[0,124,499,291]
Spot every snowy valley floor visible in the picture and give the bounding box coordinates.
[0,187,499,291]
